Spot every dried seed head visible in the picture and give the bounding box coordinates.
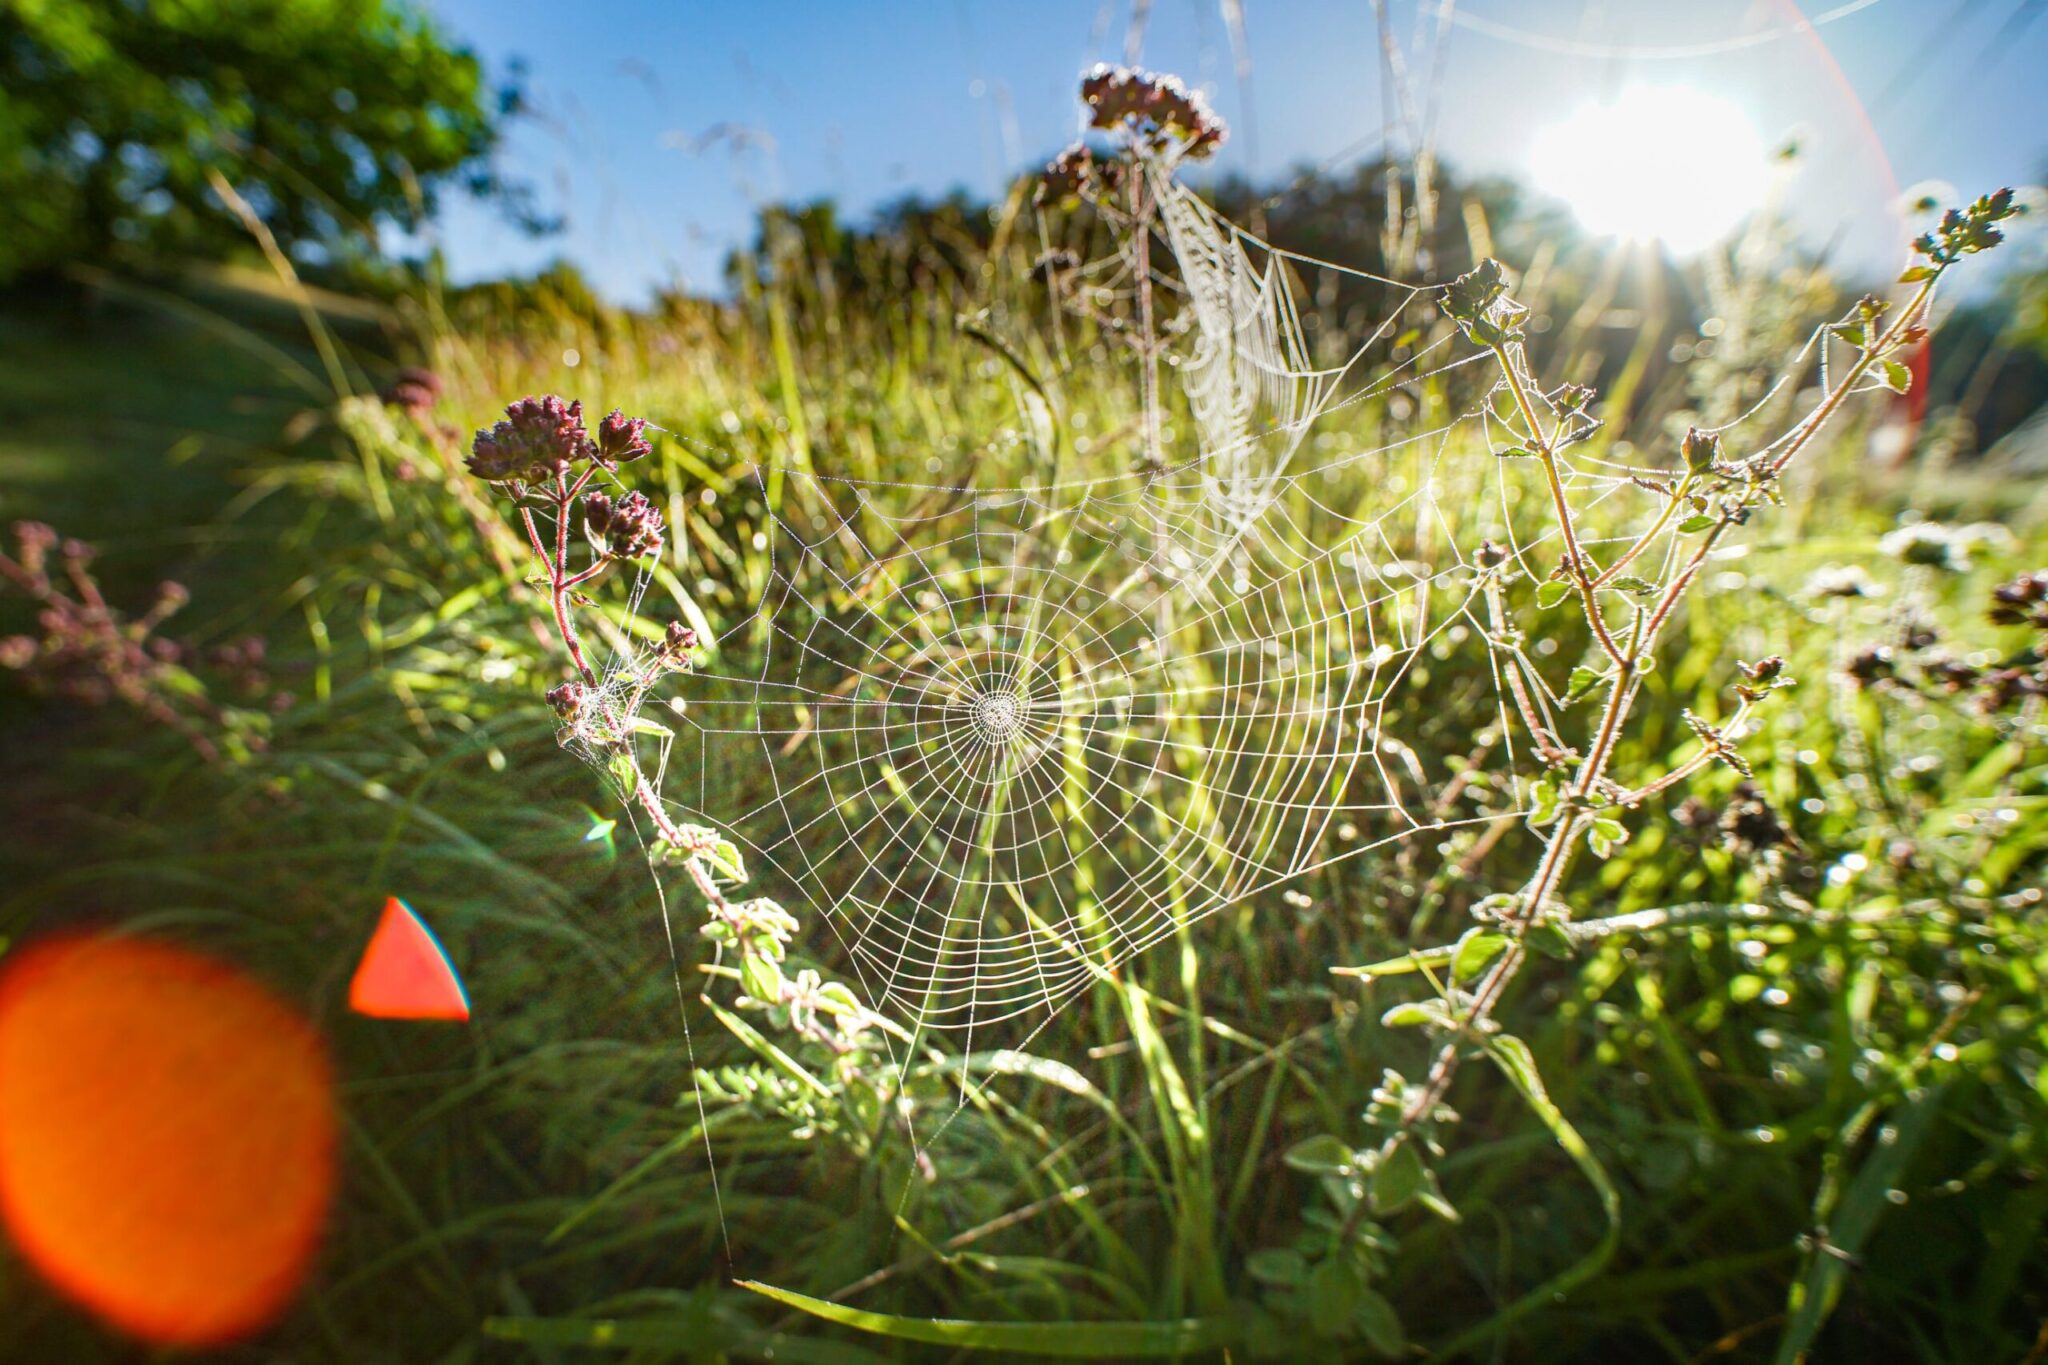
[1719,782,1789,855]
[1739,656,1784,684]
[1037,143,1100,206]
[1845,645,1895,686]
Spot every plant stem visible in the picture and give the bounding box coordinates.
[1490,344,1627,666]
[1593,474,1694,589]
[1385,262,1952,1157]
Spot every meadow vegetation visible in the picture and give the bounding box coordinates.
[2,67,2046,1365]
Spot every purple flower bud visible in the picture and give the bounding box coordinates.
[595,408,653,466]
[1682,427,1723,474]
[545,680,587,721]
[585,489,664,559]
[13,522,57,553]
[381,367,444,415]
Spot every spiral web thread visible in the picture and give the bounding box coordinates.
[548,174,1660,1049]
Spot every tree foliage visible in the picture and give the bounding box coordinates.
[0,0,527,281]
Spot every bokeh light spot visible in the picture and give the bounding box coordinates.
[0,934,336,1346]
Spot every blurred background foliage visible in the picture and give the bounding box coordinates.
[0,0,541,284]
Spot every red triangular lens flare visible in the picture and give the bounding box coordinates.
[348,897,470,1021]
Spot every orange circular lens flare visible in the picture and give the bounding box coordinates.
[0,934,336,1346]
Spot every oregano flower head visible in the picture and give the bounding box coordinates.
[467,395,595,484]
[1078,64,1227,159]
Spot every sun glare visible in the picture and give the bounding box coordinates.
[1530,87,1768,254]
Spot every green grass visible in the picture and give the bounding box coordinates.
[0,215,2044,1365]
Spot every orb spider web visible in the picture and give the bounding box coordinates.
[654,459,1513,1040]
[550,172,1657,1047]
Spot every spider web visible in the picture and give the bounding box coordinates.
[549,173,1642,1046]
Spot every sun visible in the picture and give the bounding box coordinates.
[1529,87,1768,254]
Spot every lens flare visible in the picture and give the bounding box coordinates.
[0,934,336,1346]
[349,896,471,1021]
[1530,87,1768,254]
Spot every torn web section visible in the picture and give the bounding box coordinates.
[1145,169,1443,538]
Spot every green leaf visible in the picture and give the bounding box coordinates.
[738,951,784,1004]
[1880,359,1912,393]
[702,837,747,882]
[737,1280,1236,1357]
[1353,1288,1407,1357]
[1451,929,1508,983]
[1536,580,1572,609]
[1305,1258,1356,1337]
[1897,264,1936,283]
[1245,1247,1309,1286]
[1371,1140,1426,1214]
[1526,922,1577,961]
[1607,575,1658,596]
[1283,1133,1355,1176]
[1494,445,1534,459]
[1677,514,1717,533]
[1586,815,1629,859]
[1564,666,1606,702]
[1330,943,1457,979]
[1380,999,1451,1029]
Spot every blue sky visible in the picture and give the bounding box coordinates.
[413,0,2048,301]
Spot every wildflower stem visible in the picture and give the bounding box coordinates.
[1593,474,1695,590]
[1490,342,1627,666]
[1131,166,1165,470]
[1382,262,1960,1179]
[1768,273,1939,479]
[518,507,557,577]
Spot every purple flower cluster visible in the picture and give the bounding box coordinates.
[466,395,656,486]
[1989,570,2048,630]
[584,489,665,559]
[467,395,593,484]
[0,522,286,763]
[380,366,444,417]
